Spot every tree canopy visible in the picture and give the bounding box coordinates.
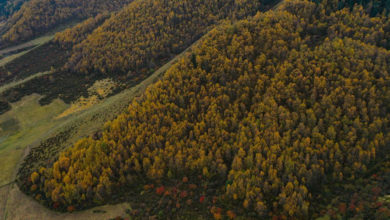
[21,1,390,218]
[0,0,132,45]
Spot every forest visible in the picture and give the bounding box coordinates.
[0,0,132,46]
[17,0,390,219]
[1,0,389,46]
[63,0,276,77]
[53,13,110,49]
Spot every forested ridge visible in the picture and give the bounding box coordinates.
[1,0,388,46]
[0,0,132,46]
[53,13,110,49]
[63,0,277,77]
[19,0,390,219]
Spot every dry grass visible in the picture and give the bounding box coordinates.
[3,185,130,220]
[56,78,118,119]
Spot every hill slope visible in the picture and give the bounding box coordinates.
[64,0,277,76]
[0,0,132,46]
[20,0,390,219]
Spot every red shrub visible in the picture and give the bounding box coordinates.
[199,195,205,203]
[156,186,165,195]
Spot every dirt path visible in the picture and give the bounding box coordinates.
[0,71,52,94]
[0,20,80,66]
[0,35,53,57]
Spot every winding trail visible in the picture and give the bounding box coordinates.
[0,35,53,57]
[0,20,80,67]
[0,71,52,94]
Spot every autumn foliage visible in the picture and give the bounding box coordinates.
[0,0,132,45]
[21,0,390,218]
[63,0,271,76]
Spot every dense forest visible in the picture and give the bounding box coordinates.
[53,13,110,49]
[0,0,132,45]
[64,0,277,77]
[20,0,390,219]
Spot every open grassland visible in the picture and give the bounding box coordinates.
[0,94,68,186]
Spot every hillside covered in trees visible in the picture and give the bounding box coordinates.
[19,0,390,219]
[0,0,132,46]
[63,0,278,76]
[53,13,110,49]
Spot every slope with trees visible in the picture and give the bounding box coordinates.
[20,0,390,219]
[53,13,110,49]
[64,0,278,76]
[0,0,132,46]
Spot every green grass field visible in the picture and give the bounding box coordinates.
[0,94,68,186]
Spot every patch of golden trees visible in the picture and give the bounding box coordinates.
[53,13,110,49]
[64,0,270,75]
